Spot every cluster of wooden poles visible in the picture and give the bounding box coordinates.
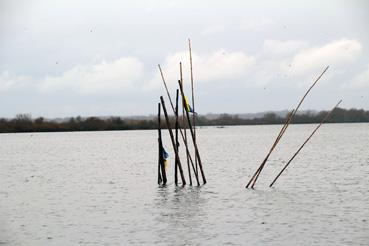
[155,42,341,188]
[157,39,206,186]
[246,66,342,188]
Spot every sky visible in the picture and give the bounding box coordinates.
[0,0,368,118]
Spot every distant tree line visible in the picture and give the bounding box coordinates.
[0,107,368,133]
[195,108,369,126]
[0,114,157,133]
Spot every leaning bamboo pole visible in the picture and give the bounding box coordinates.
[174,89,179,184]
[188,38,198,174]
[246,66,330,188]
[246,108,295,188]
[160,96,186,185]
[157,102,167,185]
[180,62,192,185]
[178,80,207,184]
[158,65,200,185]
[269,100,342,187]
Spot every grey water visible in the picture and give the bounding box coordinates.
[0,123,368,245]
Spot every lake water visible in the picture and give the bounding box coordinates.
[1,123,368,245]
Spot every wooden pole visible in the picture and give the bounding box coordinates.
[188,38,198,175]
[158,148,162,184]
[158,65,175,113]
[269,100,342,187]
[158,103,162,185]
[246,109,295,188]
[160,96,186,185]
[174,89,179,185]
[158,102,167,185]
[178,80,206,184]
[180,62,193,185]
[246,66,329,188]
[158,65,200,185]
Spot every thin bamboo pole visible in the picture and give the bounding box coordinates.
[248,108,296,188]
[188,38,198,175]
[159,65,175,113]
[246,109,295,188]
[158,148,162,184]
[180,62,192,185]
[158,65,200,185]
[158,102,167,185]
[269,100,342,187]
[160,96,186,185]
[174,90,179,184]
[158,103,162,185]
[178,80,206,184]
[246,66,329,188]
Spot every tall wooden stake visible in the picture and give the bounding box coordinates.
[178,80,206,184]
[160,96,186,185]
[180,62,193,185]
[269,100,342,187]
[158,103,162,185]
[174,89,179,184]
[158,102,167,185]
[246,66,330,188]
[188,38,198,175]
[158,64,200,185]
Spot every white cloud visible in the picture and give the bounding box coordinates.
[39,57,144,94]
[342,64,369,89]
[262,40,308,56]
[284,39,362,75]
[0,71,16,91]
[201,24,226,35]
[196,50,255,82]
[0,71,32,91]
[0,57,145,94]
[0,39,363,95]
[240,18,274,32]
[148,49,255,90]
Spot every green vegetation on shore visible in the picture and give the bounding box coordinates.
[0,107,368,133]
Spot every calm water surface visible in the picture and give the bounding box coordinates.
[1,124,368,245]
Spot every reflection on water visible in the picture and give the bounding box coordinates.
[0,124,368,245]
[153,186,207,245]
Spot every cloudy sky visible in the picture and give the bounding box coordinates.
[0,0,368,118]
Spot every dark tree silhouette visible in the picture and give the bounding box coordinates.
[0,108,368,133]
